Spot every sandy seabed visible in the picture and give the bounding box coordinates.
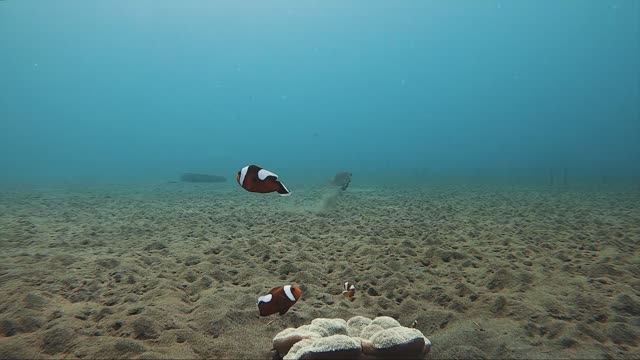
[0,182,638,359]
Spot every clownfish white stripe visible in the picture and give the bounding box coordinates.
[258,169,278,181]
[283,285,296,302]
[343,282,355,291]
[257,294,272,304]
[239,166,249,187]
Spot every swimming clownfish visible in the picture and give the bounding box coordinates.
[237,165,291,196]
[342,282,356,301]
[257,285,302,316]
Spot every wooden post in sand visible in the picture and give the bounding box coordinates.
[562,167,568,187]
[548,168,554,187]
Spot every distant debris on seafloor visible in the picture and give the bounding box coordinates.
[180,173,226,183]
[331,171,352,191]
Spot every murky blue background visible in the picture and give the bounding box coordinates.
[1,1,638,186]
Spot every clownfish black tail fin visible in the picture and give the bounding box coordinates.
[276,181,291,196]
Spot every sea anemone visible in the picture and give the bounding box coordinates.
[272,316,431,359]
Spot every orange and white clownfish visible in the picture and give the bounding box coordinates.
[237,165,291,196]
[342,282,356,301]
[257,285,302,316]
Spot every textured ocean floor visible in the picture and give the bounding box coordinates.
[0,183,639,359]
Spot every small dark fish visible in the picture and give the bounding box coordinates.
[331,171,352,191]
[180,173,226,183]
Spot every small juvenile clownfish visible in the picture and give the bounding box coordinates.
[257,285,302,316]
[342,282,356,301]
[237,165,291,196]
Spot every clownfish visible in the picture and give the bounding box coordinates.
[237,165,291,196]
[342,282,356,301]
[257,285,302,316]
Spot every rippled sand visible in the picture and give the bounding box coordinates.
[0,183,638,359]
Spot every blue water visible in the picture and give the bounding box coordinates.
[1,1,638,186]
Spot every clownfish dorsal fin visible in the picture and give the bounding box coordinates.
[269,286,280,293]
